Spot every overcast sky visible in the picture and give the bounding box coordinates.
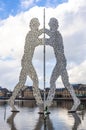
[0,0,86,90]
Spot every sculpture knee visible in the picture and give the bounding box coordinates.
[33,77,39,85]
[50,78,56,86]
[14,83,23,91]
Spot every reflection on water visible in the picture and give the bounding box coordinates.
[7,113,17,130]
[33,115,54,130]
[71,113,81,130]
[6,111,82,130]
[0,100,86,130]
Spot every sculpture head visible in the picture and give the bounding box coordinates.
[48,18,59,30]
[30,18,40,30]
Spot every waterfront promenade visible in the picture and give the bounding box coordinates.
[0,97,86,101]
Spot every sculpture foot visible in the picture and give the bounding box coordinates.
[10,105,20,113]
[8,99,19,112]
[68,98,80,113]
[38,111,50,115]
[68,110,76,113]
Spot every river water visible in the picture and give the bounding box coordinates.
[0,100,86,130]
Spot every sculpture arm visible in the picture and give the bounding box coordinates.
[37,38,43,45]
[57,32,64,52]
[45,28,51,36]
[38,28,51,45]
[24,34,30,53]
[38,29,43,36]
[44,38,51,45]
[44,28,52,46]
[36,29,43,45]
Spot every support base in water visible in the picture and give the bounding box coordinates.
[11,110,20,113]
[68,110,76,113]
[38,111,50,115]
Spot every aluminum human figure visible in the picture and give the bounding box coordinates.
[45,18,80,112]
[8,18,43,111]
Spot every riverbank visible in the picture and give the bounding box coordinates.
[0,97,86,101]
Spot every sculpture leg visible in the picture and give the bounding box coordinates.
[27,64,43,110]
[61,69,80,112]
[8,68,27,112]
[33,83,43,107]
[33,79,43,107]
[46,64,60,107]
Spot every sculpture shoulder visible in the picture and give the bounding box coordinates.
[25,30,39,42]
[25,31,31,39]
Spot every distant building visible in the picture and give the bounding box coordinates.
[1,83,86,99]
[0,86,10,98]
[76,84,86,97]
[55,84,86,98]
[0,90,4,97]
[23,86,34,98]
